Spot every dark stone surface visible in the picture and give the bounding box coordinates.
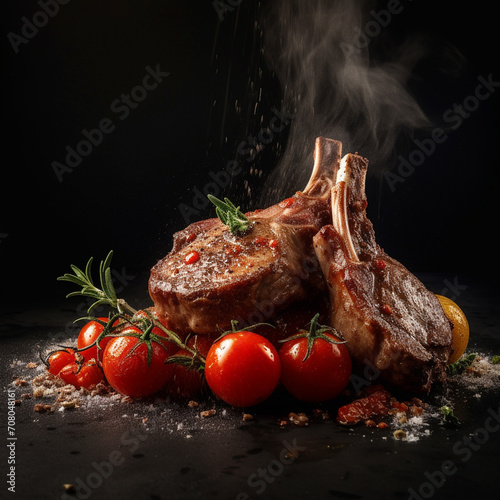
[2,274,499,500]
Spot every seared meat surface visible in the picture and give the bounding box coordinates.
[149,138,342,334]
[313,153,452,393]
[150,135,452,393]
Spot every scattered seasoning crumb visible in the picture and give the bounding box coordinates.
[453,354,500,391]
[397,413,408,424]
[188,400,199,409]
[364,419,376,428]
[60,400,79,410]
[34,403,55,413]
[63,484,75,493]
[21,393,31,400]
[242,413,254,421]
[288,412,309,427]
[283,449,300,460]
[377,422,389,429]
[312,409,330,420]
[200,409,216,418]
[393,429,407,440]
[13,378,28,387]
[26,362,37,369]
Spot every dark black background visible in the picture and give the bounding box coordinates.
[1,0,499,310]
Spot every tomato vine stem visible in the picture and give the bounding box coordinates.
[58,251,206,368]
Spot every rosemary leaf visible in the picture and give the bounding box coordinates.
[208,195,251,235]
[87,298,109,314]
[446,352,477,376]
[84,256,94,286]
[103,267,117,302]
[58,274,87,287]
[440,406,461,428]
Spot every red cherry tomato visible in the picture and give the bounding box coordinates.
[58,362,80,387]
[77,318,111,362]
[76,361,104,389]
[46,349,75,376]
[165,336,214,400]
[102,326,178,398]
[59,360,104,389]
[165,349,205,399]
[279,331,352,403]
[205,332,281,407]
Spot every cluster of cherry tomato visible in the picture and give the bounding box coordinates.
[45,309,353,408]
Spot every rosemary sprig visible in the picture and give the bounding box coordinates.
[440,405,461,428]
[57,251,205,366]
[446,352,477,376]
[57,251,134,316]
[207,195,251,235]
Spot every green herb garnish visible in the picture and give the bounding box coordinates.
[446,352,477,376]
[57,251,204,366]
[440,406,461,428]
[57,251,123,315]
[207,195,251,235]
[491,355,500,364]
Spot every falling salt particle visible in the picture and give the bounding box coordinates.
[177,423,184,431]
[186,434,193,439]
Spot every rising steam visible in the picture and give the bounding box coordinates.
[260,0,430,199]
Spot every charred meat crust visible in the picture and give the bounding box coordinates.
[149,139,342,334]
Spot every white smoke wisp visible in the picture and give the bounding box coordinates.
[260,0,430,200]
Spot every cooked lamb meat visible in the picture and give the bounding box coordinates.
[149,137,342,334]
[313,153,453,393]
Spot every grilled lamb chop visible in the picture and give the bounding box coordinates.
[313,153,453,393]
[149,137,342,334]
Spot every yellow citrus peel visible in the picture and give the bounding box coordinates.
[435,294,470,364]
